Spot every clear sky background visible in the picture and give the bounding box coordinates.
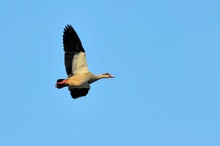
[0,0,220,146]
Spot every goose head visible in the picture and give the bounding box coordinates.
[99,73,115,78]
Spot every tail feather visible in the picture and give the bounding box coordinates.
[56,79,67,89]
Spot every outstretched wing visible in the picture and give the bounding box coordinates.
[63,25,89,77]
[70,87,90,99]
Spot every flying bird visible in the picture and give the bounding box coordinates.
[56,25,114,99]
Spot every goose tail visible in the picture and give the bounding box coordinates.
[56,79,67,89]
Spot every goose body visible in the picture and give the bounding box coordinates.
[56,25,114,99]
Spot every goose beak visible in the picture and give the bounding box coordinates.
[109,74,115,78]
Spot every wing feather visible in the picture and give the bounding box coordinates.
[63,25,89,77]
[70,88,90,99]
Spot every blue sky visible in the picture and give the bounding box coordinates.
[1,0,220,145]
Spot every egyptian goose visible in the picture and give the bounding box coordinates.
[56,25,114,99]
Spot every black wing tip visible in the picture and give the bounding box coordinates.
[63,24,75,35]
[66,24,72,27]
[63,24,85,52]
[64,24,73,31]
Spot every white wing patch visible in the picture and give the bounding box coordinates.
[72,52,89,74]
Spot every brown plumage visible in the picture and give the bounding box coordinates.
[56,25,114,99]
